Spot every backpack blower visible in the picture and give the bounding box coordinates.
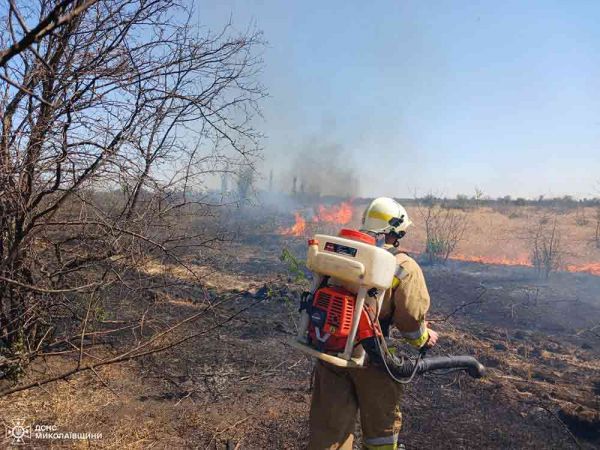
[290,229,485,382]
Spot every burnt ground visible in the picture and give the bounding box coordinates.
[0,235,599,449]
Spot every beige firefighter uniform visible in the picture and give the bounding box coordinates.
[308,251,431,450]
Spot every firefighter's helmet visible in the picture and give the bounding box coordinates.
[360,197,412,236]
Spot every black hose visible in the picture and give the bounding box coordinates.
[401,355,486,379]
[361,336,486,381]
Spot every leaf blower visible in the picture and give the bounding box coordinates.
[290,229,485,381]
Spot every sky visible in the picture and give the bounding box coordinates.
[201,0,600,199]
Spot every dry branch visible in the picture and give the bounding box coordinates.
[0,293,267,396]
[0,0,265,378]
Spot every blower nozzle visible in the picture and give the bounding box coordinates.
[361,336,486,381]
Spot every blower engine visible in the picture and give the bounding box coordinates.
[290,229,485,381]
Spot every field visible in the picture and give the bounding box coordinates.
[1,203,599,449]
[401,205,600,275]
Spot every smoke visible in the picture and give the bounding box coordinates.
[286,140,360,198]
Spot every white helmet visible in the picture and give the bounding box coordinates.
[360,197,413,236]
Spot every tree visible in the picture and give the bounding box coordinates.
[236,166,255,202]
[0,0,265,380]
[0,0,98,68]
[473,186,484,207]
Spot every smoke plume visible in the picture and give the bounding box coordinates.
[288,141,359,198]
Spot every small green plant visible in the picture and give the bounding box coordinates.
[95,305,108,322]
[425,237,449,264]
[280,248,307,282]
[418,199,468,265]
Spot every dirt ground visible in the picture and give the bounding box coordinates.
[1,227,599,449]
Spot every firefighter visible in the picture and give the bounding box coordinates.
[308,197,438,450]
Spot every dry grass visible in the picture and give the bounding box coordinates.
[1,234,599,449]
[396,206,600,271]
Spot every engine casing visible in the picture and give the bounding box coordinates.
[308,286,378,352]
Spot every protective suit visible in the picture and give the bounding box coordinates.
[308,250,431,450]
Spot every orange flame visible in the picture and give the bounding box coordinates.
[450,253,532,267]
[279,201,354,237]
[277,207,600,277]
[566,263,600,276]
[447,253,600,276]
[402,248,600,276]
[315,201,354,224]
[278,212,306,236]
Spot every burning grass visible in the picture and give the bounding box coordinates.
[278,201,354,236]
[276,202,600,277]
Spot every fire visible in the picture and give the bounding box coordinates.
[566,263,600,276]
[450,253,532,267]
[449,253,600,276]
[279,212,306,236]
[403,248,600,276]
[279,201,354,237]
[277,204,600,277]
[315,201,354,224]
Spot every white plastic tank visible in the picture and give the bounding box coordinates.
[306,229,396,289]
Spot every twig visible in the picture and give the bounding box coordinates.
[0,296,266,397]
[174,390,193,406]
[205,417,250,450]
[0,0,97,67]
[429,287,487,323]
[0,274,100,294]
[536,404,583,450]
[90,367,119,398]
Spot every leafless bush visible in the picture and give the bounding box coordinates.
[0,0,265,382]
[529,217,563,279]
[417,198,468,265]
[594,207,600,249]
[574,208,589,226]
[491,202,522,219]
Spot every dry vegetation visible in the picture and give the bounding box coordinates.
[400,204,600,277]
[416,197,469,265]
[0,2,599,449]
[0,211,599,449]
[0,206,600,449]
[0,0,264,386]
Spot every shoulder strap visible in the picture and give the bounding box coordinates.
[388,249,410,289]
[387,247,400,256]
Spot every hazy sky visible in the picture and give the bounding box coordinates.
[202,0,600,199]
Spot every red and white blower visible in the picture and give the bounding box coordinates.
[290,229,485,381]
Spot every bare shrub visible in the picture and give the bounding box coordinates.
[574,208,589,226]
[595,207,600,249]
[0,0,265,383]
[492,201,521,219]
[529,217,563,279]
[417,199,469,265]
